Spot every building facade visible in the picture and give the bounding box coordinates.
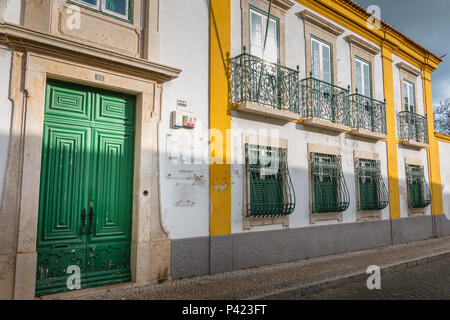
[0,0,449,299]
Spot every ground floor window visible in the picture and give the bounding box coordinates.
[311,153,350,213]
[356,158,389,211]
[406,164,431,208]
[244,143,295,218]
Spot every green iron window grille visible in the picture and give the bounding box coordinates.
[356,159,389,211]
[230,48,301,113]
[245,143,296,218]
[350,92,387,135]
[406,164,431,208]
[300,72,352,127]
[311,153,350,213]
[397,111,428,144]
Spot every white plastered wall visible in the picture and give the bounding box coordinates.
[159,0,210,239]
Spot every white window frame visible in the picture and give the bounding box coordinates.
[355,57,371,98]
[311,37,332,83]
[71,0,130,21]
[249,8,279,64]
[403,80,416,112]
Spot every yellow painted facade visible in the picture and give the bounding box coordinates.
[381,45,401,219]
[208,0,444,233]
[295,0,443,218]
[209,0,232,236]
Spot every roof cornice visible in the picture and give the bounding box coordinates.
[0,23,181,83]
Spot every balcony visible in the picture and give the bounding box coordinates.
[300,74,352,132]
[350,92,387,140]
[230,50,301,121]
[397,111,429,148]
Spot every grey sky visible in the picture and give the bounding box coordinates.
[352,0,450,105]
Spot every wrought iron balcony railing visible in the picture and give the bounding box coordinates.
[350,92,387,136]
[397,111,428,145]
[300,73,352,128]
[230,49,300,114]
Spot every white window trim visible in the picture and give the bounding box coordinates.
[311,37,332,82]
[72,0,129,21]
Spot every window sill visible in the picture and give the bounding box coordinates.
[235,102,300,121]
[310,212,343,224]
[243,215,289,230]
[301,117,352,133]
[351,128,387,140]
[408,208,426,217]
[357,210,382,222]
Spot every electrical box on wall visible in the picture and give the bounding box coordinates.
[171,111,183,129]
[170,111,196,129]
[182,115,196,129]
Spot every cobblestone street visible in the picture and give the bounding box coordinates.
[299,257,450,300]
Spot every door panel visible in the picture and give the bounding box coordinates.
[94,92,135,127]
[36,245,87,296]
[85,242,131,287]
[37,122,90,244]
[89,128,134,242]
[45,81,92,122]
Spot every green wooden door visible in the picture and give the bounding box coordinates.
[36,80,135,296]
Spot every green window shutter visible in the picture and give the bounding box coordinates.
[407,165,431,208]
[311,153,350,213]
[356,159,389,211]
[245,144,295,217]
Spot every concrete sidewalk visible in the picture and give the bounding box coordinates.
[41,235,450,300]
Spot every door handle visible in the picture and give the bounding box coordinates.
[87,205,94,235]
[80,208,87,234]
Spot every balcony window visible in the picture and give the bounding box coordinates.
[244,143,295,218]
[356,158,389,211]
[403,80,416,112]
[355,57,371,98]
[70,0,131,21]
[249,8,279,64]
[310,153,350,214]
[311,37,332,83]
[406,164,431,209]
